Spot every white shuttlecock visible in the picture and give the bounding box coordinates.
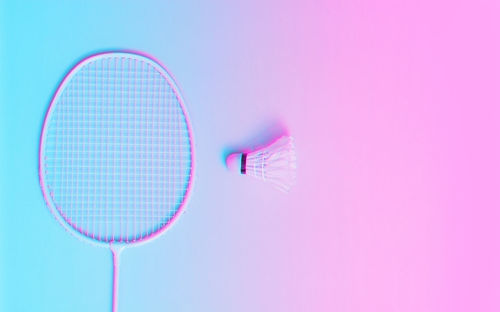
[226,136,296,192]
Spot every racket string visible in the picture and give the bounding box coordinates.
[43,55,192,242]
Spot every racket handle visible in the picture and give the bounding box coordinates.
[110,244,124,312]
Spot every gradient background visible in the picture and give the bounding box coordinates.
[1,1,499,311]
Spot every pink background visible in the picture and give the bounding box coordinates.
[1,1,499,311]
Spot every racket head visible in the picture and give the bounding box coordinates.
[39,51,194,247]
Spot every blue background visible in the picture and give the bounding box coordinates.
[1,1,321,311]
[2,1,499,312]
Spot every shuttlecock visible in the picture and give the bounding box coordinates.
[226,136,296,192]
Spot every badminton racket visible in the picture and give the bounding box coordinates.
[39,51,194,311]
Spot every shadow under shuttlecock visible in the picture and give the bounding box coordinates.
[221,119,290,168]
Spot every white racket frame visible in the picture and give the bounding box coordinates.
[39,51,195,249]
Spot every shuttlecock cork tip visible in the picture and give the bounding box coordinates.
[226,153,242,173]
